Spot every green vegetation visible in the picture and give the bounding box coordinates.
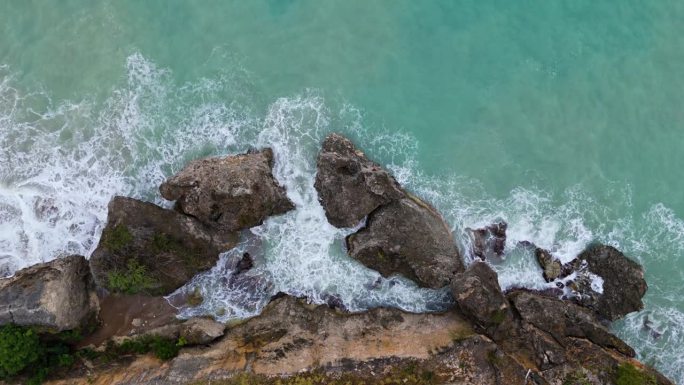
[0,324,83,384]
[490,309,507,325]
[615,363,657,385]
[189,364,439,385]
[563,370,591,385]
[151,233,204,270]
[107,258,159,294]
[106,334,183,361]
[0,324,41,378]
[102,224,133,252]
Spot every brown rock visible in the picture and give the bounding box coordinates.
[160,148,294,232]
[89,196,237,295]
[179,317,225,345]
[578,244,647,321]
[508,290,635,357]
[450,261,513,341]
[314,133,404,228]
[0,255,99,332]
[466,221,507,260]
[346,196,464,288]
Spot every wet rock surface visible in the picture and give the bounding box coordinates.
[0,255,99,332]
[466,221,507,260]
[346,196,464,288]
[314,133,404,228]
[450,261,513,341]
[578,244,647,321]
[508,290,635,357]
[160,148,294,232]
[89,196,238,295]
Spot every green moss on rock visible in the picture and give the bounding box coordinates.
[102,224,133,252]
[615,363,656,385]
[107,259,159,294]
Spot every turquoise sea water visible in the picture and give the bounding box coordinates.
[1,1,683,382]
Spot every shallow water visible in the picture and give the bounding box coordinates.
[1,1,683,381]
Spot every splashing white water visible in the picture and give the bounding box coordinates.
[1,53,684,383]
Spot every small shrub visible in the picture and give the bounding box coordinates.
[150,338,180,360]
[0,324,42,378]
[615,362,656,385]
[107,258,158,294]
[0,324,79,384]
[103,224,133,252]
[110,335,180,361]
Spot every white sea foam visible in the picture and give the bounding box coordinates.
[1,54,684,382]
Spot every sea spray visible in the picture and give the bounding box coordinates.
[1,54,683,382]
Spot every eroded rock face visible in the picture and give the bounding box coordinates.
[578,244,647,321]
[160,148,294,232]
[0,255,98,332]
[508,290,635,357]
[450,261,513,341]
[90,197,238,295]
[346,196,464,288]
[466,221,507,260]
[179,317,226,345]
[314,133,404,228]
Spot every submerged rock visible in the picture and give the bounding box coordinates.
[450,261,513,341]
[0,255,99,332]
[90,197,238,295]
[535,247,563,282]
[577,244,647,321]
[160,148,294,232]
[346,196,464,288]
[314,133,404,228]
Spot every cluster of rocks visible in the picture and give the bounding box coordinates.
[1,147,293,346]
[0,133,673,384]
[315,133,464,288]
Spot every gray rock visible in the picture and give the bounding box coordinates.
[466,221,507,260]
[90,197,238,295]
[578,244,647,321]
[450,261,513,341]
[0,255,99,331]
[314,133,404,228]
[346,196,464,288]
[508,290,635,357]
[179,317,226,345]
[160,148,294,232]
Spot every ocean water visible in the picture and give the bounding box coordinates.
[1,1,683,382]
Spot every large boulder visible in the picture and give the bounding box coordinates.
[507,290,635,357]
[160,148,294,232]
[450,261,513,341]
[577,244,647,321]
[90,197,238,295]
[346,196,464,288]
[314,133,404,228]
[0,255,99,332]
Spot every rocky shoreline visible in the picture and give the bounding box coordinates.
[0,134,674,385]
